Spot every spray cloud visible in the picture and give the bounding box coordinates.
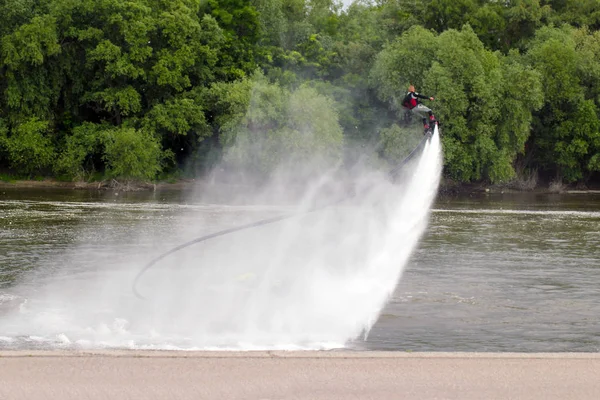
[0,73,443,350]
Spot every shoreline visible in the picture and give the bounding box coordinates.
[2,177,600,195]
[2,351,599,399]
[1,349,600,358]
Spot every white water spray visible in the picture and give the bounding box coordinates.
[0,128,442,350]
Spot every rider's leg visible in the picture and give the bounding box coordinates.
[411,105,435,133]
[412,104,434,121]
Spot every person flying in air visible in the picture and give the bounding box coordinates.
[402,85,436,132]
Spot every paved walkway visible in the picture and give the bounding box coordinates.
[1,351,599,399]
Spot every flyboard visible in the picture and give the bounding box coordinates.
[132,124,439,299]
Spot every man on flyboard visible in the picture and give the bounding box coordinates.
[402,85,437,135]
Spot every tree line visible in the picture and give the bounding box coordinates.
[0,0,599,187]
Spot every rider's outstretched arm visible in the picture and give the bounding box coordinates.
[415,92,434,101]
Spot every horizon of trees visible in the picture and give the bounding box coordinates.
[0,0,599,187]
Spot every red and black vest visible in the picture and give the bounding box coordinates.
[402,92,418,109]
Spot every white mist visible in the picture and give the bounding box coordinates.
[0,128,442,350]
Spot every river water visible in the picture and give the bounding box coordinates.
[1,187,599,352]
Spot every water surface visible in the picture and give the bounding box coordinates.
[1,187,599,352]
[366,192,600,352]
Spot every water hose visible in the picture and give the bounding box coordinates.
[132,131,433,299]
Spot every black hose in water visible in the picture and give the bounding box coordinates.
[132,131,433,299]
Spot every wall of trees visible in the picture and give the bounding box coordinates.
[0,0,598,187]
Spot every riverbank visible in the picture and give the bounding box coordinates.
[2,176,600,196]
[1,351,599,399]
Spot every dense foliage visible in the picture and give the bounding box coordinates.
[0,0,599,187]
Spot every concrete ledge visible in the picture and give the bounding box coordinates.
[2,351,599,399]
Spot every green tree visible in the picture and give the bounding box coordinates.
[547,0,600,30]
[502,0,552,51]
[54,122,165,180]
[526,25,600,182]
[1,14,61,121]
[424,0,478,32]
[369,25,437,109]
[216,74,343,179]
[1,0,600,187]
[54,122,106,180]
[102,126,163,180]
[371,25,543,183]
[467,2,506,51]
[0,0,232,180]
[203,0,261,79]
[0,118,56,175]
